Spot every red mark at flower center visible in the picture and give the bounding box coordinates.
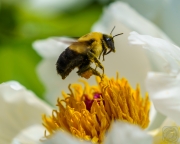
[84,93,101,111]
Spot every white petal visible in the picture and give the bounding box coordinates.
[148,111,166,131]
[0,81,52,143]
[157,1,180,46]
[33,37,76,58]
[146,72,180,125]
[148,102,159,130]
[129,31,180,74]
[104,121,152,144]
[11,124,44,144]
[123,0,180,47]
[113,0,162,20]
[92,1,171,41]
[161,117,180,128]
[42,131,90,144]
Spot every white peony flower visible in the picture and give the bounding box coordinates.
[2,1,180,144]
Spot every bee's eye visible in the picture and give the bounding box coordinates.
[106,38,111,41]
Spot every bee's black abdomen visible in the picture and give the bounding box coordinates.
[56,48,84,79]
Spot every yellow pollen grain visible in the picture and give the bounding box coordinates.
[42,73,150,143]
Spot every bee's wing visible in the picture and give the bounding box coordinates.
[52,37,78,45]
[69,41,90,54]
[32,37,78,58]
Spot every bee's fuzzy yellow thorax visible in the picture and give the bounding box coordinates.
[78,32,103,42]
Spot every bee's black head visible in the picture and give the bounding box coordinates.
[103,34,115,52]
[103,26,123,55]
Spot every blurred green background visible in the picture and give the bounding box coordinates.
[0,0,113,98]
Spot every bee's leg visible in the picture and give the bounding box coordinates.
[87,51,104,75]
[94,66,103,80]
[77,64,89,75]
[98,50,103,60]
[77,65,102,79]
[102,49,107,61]
[97,50,103,71]
[90,67,102,79]
[102,41,109,61]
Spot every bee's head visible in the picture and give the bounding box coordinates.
[103,26,123,55]
[103,34,115,52]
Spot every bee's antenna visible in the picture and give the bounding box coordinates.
[113,33,123,38]
[110,26,116,35]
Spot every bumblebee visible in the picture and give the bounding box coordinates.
[56,27,123,79]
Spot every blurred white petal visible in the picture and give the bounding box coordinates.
[146,72,180,125]
[148,111,166,131]
[6,81,25,91]
[92,1,171,41]
[157,1,180,46]
[42,122,152,144]
[160,117,180,128]
[114,0,162,21]
[128,32,180,125]
[11,125,44,144]
[0,81,52,144]
[42,131,90,144]
[129,31,180,74]
[104,122,152,144]
[148,102,158,130]
[117,0,180,46]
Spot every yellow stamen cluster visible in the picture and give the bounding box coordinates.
[42,74,150,143]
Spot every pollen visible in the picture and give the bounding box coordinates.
[42,73,150,143]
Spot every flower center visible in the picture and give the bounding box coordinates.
[84,93,101,111]
[42,74,150,143]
